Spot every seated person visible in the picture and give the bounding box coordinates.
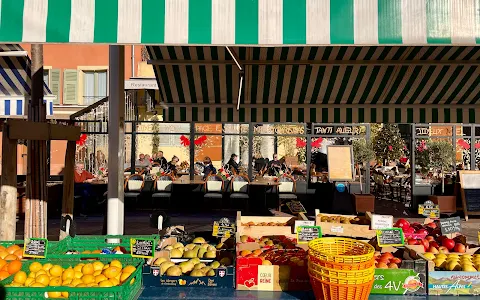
[74,162,96,217]
[135,153,151,170]
[226,154,240,174]
[167,156,179,175]
[203,157,217,179]
[155,151,169,170]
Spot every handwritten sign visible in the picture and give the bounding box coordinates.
[23,238,48,258]
[439,217,461,235]
[327,145,354,181]
[286,201,307,214]
[294,220,314,233]
[130,238,155,259]
[418,201,440,219]
[376,228,404,247]
[212,221,235,238]
[371,214,394,230]
[297,226,322,244]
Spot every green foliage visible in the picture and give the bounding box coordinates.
[373,124,406,163]
[415,139,456,174]
[352,139,375,165]
[151,115,160,154]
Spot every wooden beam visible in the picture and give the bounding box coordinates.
[7,120,81,141]
[59,141,76,240]
[0,127,17,240]
[148,59,480,66]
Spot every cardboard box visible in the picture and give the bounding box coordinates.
[143,237,235,288]
[315,211,375,239]
[236,212,298,239]
[407,245,480,295]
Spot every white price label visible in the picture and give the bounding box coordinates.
[330,226,344,233]
[371,214,394,230]
[294,220,314,233]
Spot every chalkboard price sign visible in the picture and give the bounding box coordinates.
[376,228,404,247]
[23,238,48,258]
[440,217,461,235]
[464,189,480,212]
[418,200,440,219]
[130,238,155,259]
[212,221,235,238]
[286,201,307,214]
[297,226,322,244]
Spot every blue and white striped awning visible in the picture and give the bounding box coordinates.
[0,44,54,116]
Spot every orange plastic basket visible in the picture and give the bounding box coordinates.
[310,276,374,300]
[308,237,374,264]
[308,260,375,279]
[308,254,375,271]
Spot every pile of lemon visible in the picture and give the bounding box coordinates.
[6,259,137,298]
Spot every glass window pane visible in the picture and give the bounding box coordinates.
[97,71,107,98]
[43,70,49,85]
[83,71,95,105]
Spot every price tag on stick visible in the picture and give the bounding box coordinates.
[297,226,322,244]
[371,214,394,230]
[439,217,461,235]
[294,220,314,233]
[376,228,404,247]
[23,238,48,258]
[130,238,155,259]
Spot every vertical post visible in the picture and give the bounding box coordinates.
[0,126,18,240]
[471,125,475,170]
[306,125,312,183]
[107,45,125,235]
[365,124,371,194]
[248,124,253,179]
[189,122,195,180]
[25,44,48,239]
[59,141,76,240]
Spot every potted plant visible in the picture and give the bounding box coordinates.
[373,124,406,166]
[352,139,376,213]
[425,139,457,213]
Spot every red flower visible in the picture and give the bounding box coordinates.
[180,135,190,147]
[311,137,323,148]
[76,134,87,146]
[388,145,393,151]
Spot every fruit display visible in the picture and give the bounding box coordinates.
[0,244,24,260]
[373,251,403,269]
[241,222,288,226]
[150,257,231,277]
[394,219,433,237]
[4,259,137,291]
[238,235,299,250]
[317,214,370,225]
[159,237,219,259]
[422,253,480,272]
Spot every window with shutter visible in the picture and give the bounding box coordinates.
[63,69,78,105]
[50,69,60,104]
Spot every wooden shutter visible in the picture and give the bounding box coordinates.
[63,69,78,104]
[50,69,60,104]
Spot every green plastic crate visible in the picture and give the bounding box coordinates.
[49,235,158,257]
[0,240,59,257]
[1,256,144,300]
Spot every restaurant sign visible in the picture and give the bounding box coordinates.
[312,125,364,135]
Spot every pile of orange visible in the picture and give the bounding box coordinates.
[0,244,23,260]
[0,260,22,281]
[5,259,137,298]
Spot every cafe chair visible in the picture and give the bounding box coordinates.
[124,167,143,176]
[152,174,174,208]
[204,175,224,206]
[230,175,250,211]
[277,175,297,211]
[124,174,145,209]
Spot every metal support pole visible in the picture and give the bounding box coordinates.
[190,122,195,180]
[107,45,125,236]
[471,125,476,170]
[365,124,371,194]
[248,124,253,179]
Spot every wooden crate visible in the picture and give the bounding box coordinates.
[314,210,375,238]
[236,211,298,239]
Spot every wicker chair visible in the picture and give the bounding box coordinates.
[151,174,174,208]
[230,175,250,211]
[277,175,297,211]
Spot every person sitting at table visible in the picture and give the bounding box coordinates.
[203,157,216,179]
[155,151,168,170]
[167,156,179,175]
[226,153,240,174]
[74,162,96,217]
[135,153,150,169]
[266,154,283,176]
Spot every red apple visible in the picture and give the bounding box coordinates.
[417,229,429,235]
[378,258,390,264]
[425,236,435,242]
[408,239,420,245]
[453,243,466,253]
[427,246,439,254]
[388,263,399,269]
[442,238,455,251]
[394,219,410,229]
[391,257,402,264]
[377,262,388,269]
[438,246,450,254]
[429,241,439,249]
[421,239,430,251]
[426,222,437,229]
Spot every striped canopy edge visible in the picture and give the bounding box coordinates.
[0,0,478,45]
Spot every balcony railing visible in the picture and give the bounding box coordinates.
[83,96,106,106]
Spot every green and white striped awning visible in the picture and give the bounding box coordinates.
[0,0,479,45]
[147,45,480,123]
